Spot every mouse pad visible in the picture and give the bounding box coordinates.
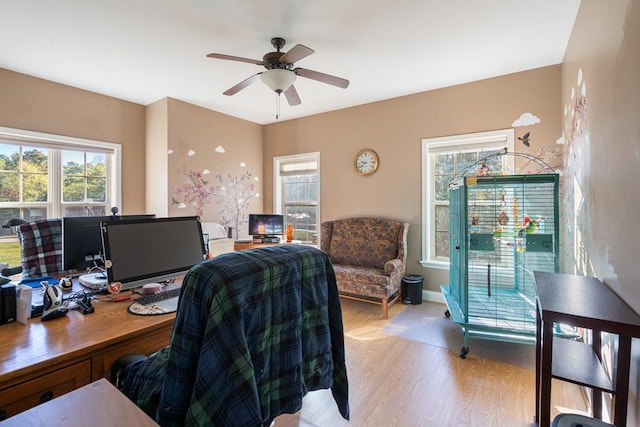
[20,276,59,288]
[128,302,176,316]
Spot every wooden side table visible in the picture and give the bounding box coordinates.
[534,271,640,427]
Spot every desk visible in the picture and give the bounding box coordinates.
[0,378,158,426]
[234,242,281,251]
[0,280,174,420]
[534,271,640,427]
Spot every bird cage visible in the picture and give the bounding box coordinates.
[441,173,559,358]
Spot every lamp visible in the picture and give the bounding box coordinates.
[261,69,296,119]
[260,69,296,93]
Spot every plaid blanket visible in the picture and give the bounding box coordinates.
[18,218,63,278]
[123,245,349,426]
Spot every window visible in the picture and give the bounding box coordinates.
[421,129,514,269]
[273,153,319,244]
[0,127,121,227]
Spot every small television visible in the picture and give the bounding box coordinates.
[248,214,284,237]
[101,216,206,291]
[62,214,156,272]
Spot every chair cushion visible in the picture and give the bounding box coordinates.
[18,218,63,278]
[333,265,392,298]
[329,218,401,270]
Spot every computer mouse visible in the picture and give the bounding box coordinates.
[42,285,68,321]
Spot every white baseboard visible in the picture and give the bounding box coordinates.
[422,289,445,304]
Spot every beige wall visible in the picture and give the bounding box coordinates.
[145,98,169,217]
[0,68,147,214]
[163,98,263,239]
[561,0,640,422]
[263,65,562,293]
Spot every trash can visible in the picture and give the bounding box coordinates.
[402,275,423,305]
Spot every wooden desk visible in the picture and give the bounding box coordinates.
[534,271,640,427]
[0,280,174,420]
[0,378,158,426]
[234,242,281,251]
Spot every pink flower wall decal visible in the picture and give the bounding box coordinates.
[172,170,216,217]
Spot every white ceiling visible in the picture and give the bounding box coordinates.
[0,1,580,125]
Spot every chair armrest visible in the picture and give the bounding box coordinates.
[110,353,148,389]
[384,258,403,275]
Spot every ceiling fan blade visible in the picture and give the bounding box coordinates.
[284,85,301,106]
[280,44,314,64]
[223,73,262,96]
[294,68,349,89]
[206,53,263,66]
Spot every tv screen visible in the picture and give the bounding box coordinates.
[62,214,156,272]
[101,216,206,290]
[248,214,284,236]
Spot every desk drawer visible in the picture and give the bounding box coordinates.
[0,359,91,419]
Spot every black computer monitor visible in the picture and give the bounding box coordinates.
[101,216,206,291]
[62,214,156,272]
[248,213,284,237]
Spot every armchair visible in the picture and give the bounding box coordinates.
[321,217,409,319]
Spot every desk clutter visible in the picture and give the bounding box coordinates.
[0,273,184,327]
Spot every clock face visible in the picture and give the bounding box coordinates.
[354,149,379,176]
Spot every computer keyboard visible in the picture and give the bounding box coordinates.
[135,287,181,305]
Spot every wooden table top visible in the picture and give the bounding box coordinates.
[0,378,159,426]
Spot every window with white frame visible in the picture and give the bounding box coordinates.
[421,129,514,269]
[273,152,319,244]
[0,127,121,228]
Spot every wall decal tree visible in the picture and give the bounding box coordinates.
[214,171,259,240]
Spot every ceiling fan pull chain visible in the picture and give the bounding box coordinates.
[276,93,281,119]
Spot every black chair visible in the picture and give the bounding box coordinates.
[0,218,26,236]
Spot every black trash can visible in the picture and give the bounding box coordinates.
[402,275,423,305]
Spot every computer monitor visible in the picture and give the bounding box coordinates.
[62,214,156,272]
[101,216,206,291]
[248,214,284,237]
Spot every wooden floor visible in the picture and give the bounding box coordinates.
[274,299,588,427]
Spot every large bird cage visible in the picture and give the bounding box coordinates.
[440,173,559,358]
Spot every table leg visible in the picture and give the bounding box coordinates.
[613,335,632,426]
[592,330,602,419]
[539,319,554,427]
[535,303,542,424]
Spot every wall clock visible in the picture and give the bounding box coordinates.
[354,149,379,176]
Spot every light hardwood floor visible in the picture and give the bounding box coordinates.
[274,299,587,427]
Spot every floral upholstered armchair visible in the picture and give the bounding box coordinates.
[320,217,409,319]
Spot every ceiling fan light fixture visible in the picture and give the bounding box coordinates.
[260,69,296,93]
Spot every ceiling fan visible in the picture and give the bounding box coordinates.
[206,37,349,111]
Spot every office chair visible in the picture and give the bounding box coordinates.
[112,245,350,427]
[0,218,26,236]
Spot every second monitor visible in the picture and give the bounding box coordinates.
[62,214,156,272]
[248,214,284,238]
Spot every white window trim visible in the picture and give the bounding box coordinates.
[273,152,320,240]
[0,126,122,217]
[421,129,514,269]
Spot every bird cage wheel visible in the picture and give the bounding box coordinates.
[460,346,469,359]
[444,309,451,318]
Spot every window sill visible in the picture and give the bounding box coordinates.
[419,260,449,270]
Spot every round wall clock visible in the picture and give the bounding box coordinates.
[354,149,379,176]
